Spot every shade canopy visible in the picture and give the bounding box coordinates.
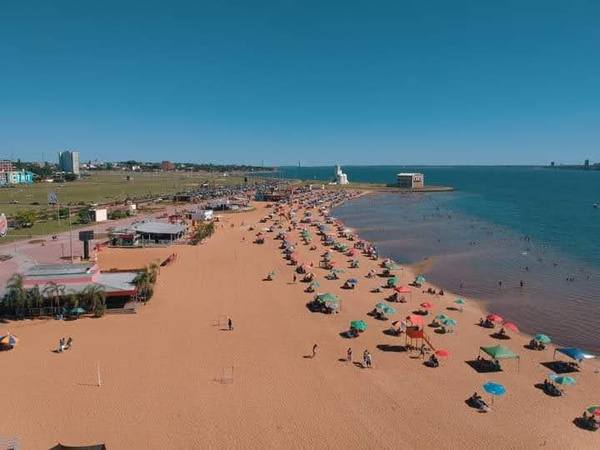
[480,345,519,360]
[394,286,411,294]
[554,347,596,362]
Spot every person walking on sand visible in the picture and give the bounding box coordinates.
[347,348,352,363]
[363,350,368,368]
[366,351,372,368]
[228,318,233,331]
[311,344,318,358]
[293,273,297,284]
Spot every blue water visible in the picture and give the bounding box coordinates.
[265,166,600,352]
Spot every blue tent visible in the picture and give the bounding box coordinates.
[554,347,596,362]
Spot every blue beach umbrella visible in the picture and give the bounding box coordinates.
[534,334,551,344]
[347,279,359,284]
[555,347,596,362]
[548,374,577,386]
[442,318,457,327]
[483,382,506,404]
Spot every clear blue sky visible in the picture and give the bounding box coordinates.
[1,0,598,166]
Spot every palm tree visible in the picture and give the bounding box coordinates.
[134,268,151,302]
[27,284,43,308]
[5,274,27,311]
[42,281,66,309]
[148,263,159,285]
[81,284,106,317]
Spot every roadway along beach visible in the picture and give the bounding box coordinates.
[1,198,599,448]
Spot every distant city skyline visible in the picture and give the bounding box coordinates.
[1,1,599,166]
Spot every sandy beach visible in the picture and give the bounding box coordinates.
[1,197,599,449]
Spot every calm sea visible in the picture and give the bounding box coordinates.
[266,166,600,353]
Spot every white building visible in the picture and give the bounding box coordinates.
[91,209,108,222]
[396,173,425,188]
[58,151,80,175]
[334,165,349,185]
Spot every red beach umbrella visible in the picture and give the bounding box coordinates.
[486,314,503,322]
[435,350,451,358]
[503,322,520,333]
[394,286,411,294]
[420,302,433,309]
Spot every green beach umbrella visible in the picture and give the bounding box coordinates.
[383,305,397,315]
[415,275,426,282]
[310,281,320,288]
[548,374,577,386]
[442,318,457,327]
[435,314,450,321]
[375,302,387,310]
[534,334,551,344]
[454,298,466,305]
[350,320,367,331]
[387,277,400,286]
[318,293,339,303]
[385,263,401,270]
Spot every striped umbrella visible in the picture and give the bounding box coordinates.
[586,405,600,416]
[549,374,577,386]
[0,333,19,347]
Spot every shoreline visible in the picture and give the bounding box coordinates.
[1,193,599,447]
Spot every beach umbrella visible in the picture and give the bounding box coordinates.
[483,382,506,404]
[394,286,411,294]
[375,302,388,310]
[586,405,600,416]
[70,307,86,315]
[486,313,503,322]
[350,320,367,332]
[420,302,433,309]
[441,318,457,327]
[435,314,450,321]
[435,350,451,358]
[348,249,358,256]
[351,259,360,265]
[503,322,520,333]
[0,333,19,347]
[555,347,596,362]
[347,278,359,284]
[383,305,397,315]
[454,298,466,305]
[534,334,551,344]
[317,293,339,303]
[415,275,426,282]
[548,374,577,386]
[332,268,345,274]
[387,277,400,286]
[310,281,320,288]
[385,263,401,270]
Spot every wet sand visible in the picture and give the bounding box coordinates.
[0,201,599,448]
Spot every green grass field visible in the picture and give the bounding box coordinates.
[0,171,247,243]
[0,171,246,215]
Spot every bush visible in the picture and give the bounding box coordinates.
[64,173,78,182]
[13,210,37,228]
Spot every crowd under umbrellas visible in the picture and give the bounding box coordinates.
[253,188,599,426]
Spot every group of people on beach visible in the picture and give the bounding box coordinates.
[345,348,372,368]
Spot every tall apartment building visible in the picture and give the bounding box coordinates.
[58,151,80,174]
